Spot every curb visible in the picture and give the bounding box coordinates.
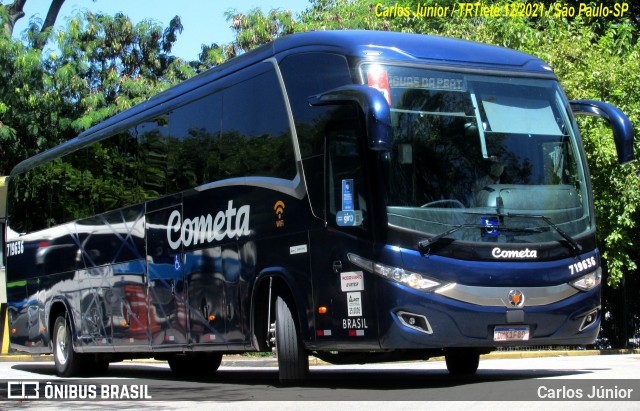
[0,303,7,355]
[0,349,638,365]
[481,348,640,359]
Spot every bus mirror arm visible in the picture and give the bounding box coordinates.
[570,99,636,164]
[309,85,392,151]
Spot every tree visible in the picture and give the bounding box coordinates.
[53,11,191,131]
[1,0,69,50]
[1,0,27,38]
[0,9,195,174]
[0,21,56,172]
[197,7,296,66]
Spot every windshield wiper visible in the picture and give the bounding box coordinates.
[516,213,583,253]
[417,213,583,254]
[417,223,543,253]
[417,223,478,253]
[464,211,583,254]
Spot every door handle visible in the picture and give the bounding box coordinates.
[332,260,343,274]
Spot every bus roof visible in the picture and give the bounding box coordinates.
[272,30,551,72]
[11,30,555,176]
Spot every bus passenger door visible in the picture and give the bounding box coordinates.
[146,200,189,347]
[310,105,380,349]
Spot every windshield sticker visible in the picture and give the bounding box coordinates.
[389,75,466,91]
[337,180,363,225]
[481,217,501,237]
[336,210,362,227]
[342,179,354,211]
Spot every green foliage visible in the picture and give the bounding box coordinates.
[0,9,196,175]
[52,11,195,133]
[226,7,297,55]
[0,31,62,170]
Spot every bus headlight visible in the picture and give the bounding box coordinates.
[570,268,602,291]
[347,253,442,291]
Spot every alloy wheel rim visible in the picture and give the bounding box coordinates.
[56,322,68,365]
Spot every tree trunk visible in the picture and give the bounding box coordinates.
[2,0,27,38]
[33,0,65,50]
[2,0,66,50]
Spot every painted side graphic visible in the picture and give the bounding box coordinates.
[166,200,251,250]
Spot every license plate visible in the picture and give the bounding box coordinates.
[493,325,530,341]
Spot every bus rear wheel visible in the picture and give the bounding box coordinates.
[53,315,86,377]
[445,349,480,376]
[275,295,309,383]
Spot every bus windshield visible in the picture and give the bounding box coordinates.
[363,64,591,245]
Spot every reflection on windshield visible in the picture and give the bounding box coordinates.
[364,64,591,244]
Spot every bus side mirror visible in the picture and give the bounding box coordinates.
[570,100,635,164]
[309,85,392,151]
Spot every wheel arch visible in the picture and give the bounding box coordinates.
[47,298,78,352]
[250,268,312,352]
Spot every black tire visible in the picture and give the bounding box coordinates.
[53,315,86,377]
[168,353,223,376]
[275,295,309,383]
[445,349,480,376]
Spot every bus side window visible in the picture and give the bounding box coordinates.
[279,52,352,219]
[167,93,222,191]
[220,65,296,181]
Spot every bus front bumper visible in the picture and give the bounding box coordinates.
[377,280,601,349]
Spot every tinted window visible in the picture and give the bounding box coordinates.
[134,92,224,198]
[326,105,370,233]
[135,116,170,197]
[8,131,142,233]
[279,53,352,159]
[167,93,222,192]
[279,53,352,216]
[8,65,295,234]
[220,67,296,180]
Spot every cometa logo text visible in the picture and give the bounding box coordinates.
[167,200,250,250]
[491,247,538,259]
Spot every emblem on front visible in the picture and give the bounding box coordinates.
[508,290,525,307]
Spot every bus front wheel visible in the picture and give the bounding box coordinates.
[53,314,86,377]
[275,295,309,383]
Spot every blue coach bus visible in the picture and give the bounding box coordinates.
[4,30,635,382]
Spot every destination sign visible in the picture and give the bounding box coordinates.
[389,75,466,91]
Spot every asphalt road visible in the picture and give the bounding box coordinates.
[0,353,639,410]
